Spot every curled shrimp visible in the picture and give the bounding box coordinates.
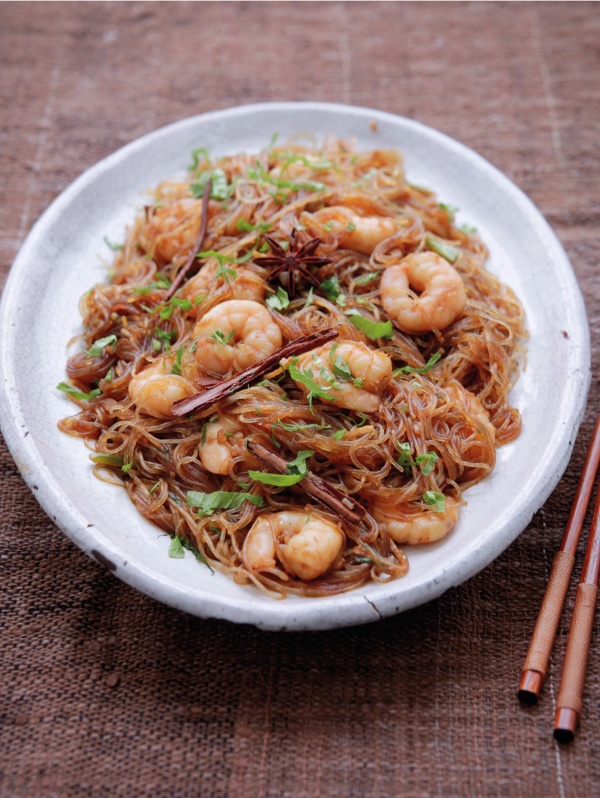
[291,340,392,413]
[142,199,205,264]
[182,263,267,304]
[192,299,282,377]
[128,356,196,418]
[243,510,344,581]
[198,416,244,475]
[372,497,460,545]
[309,205,400,256]
[380,252,466,333]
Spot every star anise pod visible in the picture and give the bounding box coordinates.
[256,227,332,297]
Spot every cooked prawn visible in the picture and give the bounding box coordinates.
[243,510,344,581]
[198,417,244,475]
[291,341,392,413]
[380,252,466,333]
[192,300,282,377]
[182,263,267,303]
[372,497,460,545]
[143,199,204,264]
[128,356,196,418]
[309,206,399,256]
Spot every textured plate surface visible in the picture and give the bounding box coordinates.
[0,102,590,630]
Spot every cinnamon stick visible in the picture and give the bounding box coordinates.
[171,329,339,416]
[165,178,212,299]
[246,439,365,525]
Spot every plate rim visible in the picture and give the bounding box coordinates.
[0,101,591,630]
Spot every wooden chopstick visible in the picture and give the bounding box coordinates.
[518,414,600,705]
[553,485,600,742]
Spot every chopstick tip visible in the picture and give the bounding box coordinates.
[517,669,543,705]
[553,707,578,743]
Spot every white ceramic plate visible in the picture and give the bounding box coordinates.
[0,102,590,630]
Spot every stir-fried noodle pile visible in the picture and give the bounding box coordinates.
[58,137,526,598]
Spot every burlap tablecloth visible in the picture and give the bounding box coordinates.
[2,3,599,796]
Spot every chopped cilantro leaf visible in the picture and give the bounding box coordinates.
[320,276,346,306]
[287,363,333,410]
[266,287,290,311]
[393,352,442,376]
[287,449,314,476]
[186,490,263,516]
[85,334,117,357]
[249,471,304,487]
[168,536,185,558]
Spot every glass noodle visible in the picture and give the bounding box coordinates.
[58,137,526,598]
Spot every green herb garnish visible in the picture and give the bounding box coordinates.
[152,328,176,352]
[320,276,346,306]
[186,490,263,517]
[422,490,446,513]
[248,471,304,487]
[277,421,330,433]
[89,453,125,467]
[266,287,290,311]
[346,309,393,340]
[159,297,193,320]
[133,273,171,295]
[189,147,210,171]
[57,383,101,402]
[353,271,381,286]
[211,329,235,345]
[191,167,230,200]
[425,234,460,264]
[236,218,272,234]
[171,346,185,375]
[103,235,123,251]
[439,203,459,223]
[287,363,333,410]
[168,537,185,558]
[287,449,314,476]
[85,334,117,357]
[415,452,438,476]
[393,352,442,376]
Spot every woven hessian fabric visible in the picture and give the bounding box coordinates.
[2,3,600,796]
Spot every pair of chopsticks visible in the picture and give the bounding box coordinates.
[518,414,600,742]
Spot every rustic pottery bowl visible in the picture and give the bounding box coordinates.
[0,102,590,630]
